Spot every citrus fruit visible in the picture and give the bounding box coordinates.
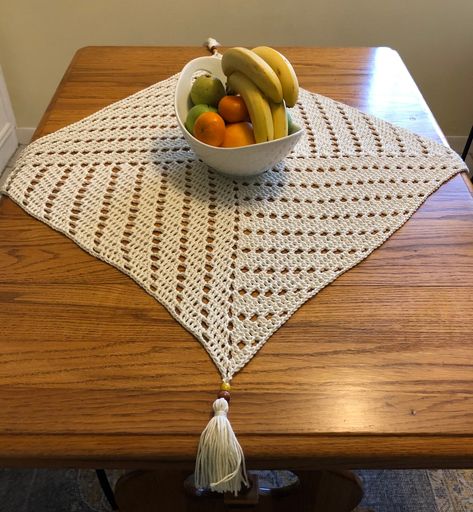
[222,122,256,148]
[185,104,217,134]
[193,112,226,146]
[218,95,249,123]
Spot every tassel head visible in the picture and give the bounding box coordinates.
[195,397,248,495]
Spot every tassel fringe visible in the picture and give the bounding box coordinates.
[195,397,248,495]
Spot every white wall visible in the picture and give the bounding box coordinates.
[0,0,472,135]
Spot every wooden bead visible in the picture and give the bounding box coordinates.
[217,390,231,402]
[220,382,231,391]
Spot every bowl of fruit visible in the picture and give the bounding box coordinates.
[174,46,303,177]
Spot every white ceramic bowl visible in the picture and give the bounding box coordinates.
[174,55,303,177]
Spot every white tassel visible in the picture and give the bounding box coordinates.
[195,397,249,495]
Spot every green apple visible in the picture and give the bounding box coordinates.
[185,104,217,134]
[287,110,301,135]
[190,76,225,107]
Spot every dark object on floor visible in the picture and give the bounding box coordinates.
[461,125,473,160]
[113,469,363,511]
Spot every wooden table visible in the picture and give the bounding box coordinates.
[1,47,473,505]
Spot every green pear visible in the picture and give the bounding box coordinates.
[190,76,225,107]
[185,104,217,134]
[287,110,301,135]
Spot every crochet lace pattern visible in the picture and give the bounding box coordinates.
[1,74,467,381]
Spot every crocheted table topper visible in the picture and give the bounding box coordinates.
[2,73,468,493]
[2,75,465,383]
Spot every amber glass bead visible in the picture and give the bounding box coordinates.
[220,382,231,391]
[217,390,231,402]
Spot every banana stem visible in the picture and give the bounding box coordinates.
[204,37,222,57]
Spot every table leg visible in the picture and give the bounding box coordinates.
[114,469,364,511]
[95,469,119,511]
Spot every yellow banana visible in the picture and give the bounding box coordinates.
[252,46,299,107]
[227,72,274,143]
[222,47,283,104]
[270,100,288,139]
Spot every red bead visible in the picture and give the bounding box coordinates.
[217,390,231,402]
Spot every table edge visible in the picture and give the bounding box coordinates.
[1,433,473,470]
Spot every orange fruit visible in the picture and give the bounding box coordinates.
[218,95,249,123]
[222,122,256,148]
[193,112,226,146]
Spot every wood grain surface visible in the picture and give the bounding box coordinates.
[1,47,472,468]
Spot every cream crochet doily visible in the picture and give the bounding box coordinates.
[1,74,467,381]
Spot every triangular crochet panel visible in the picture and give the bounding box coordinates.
[2,74,467,381]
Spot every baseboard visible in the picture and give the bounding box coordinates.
[16,127,35,145]
[0,123,18,172]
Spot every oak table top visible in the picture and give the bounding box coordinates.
[1,47,473,470]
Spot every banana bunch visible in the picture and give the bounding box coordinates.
[222,46,299,144]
